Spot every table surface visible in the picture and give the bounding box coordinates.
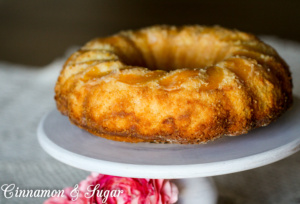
[2,36,300,203]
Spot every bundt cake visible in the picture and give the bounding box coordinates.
[55,25,293,144]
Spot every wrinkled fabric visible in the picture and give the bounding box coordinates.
[1,37,300,204]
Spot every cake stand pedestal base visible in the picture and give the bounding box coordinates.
[175,177,217,204]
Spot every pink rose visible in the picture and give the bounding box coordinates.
[44,173,178,204]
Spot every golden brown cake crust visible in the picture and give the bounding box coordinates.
[55,25,293,144]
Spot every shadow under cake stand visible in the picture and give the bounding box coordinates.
[38,97,300,204]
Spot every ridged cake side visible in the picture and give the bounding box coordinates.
[55,25,293,144]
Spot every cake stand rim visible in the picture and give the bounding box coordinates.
[37,108,300,179]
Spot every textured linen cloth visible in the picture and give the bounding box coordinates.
[0,37,300,204]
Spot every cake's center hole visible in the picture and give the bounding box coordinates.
[120,34,232,71]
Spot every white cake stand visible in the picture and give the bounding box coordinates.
[38,97,300,204]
